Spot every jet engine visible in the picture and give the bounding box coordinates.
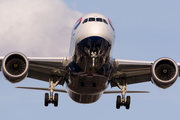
[1,52,29,83]
[151,58,179,89]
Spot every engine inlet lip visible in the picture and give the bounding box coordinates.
[152,57,179,83]
[2,52,29,78]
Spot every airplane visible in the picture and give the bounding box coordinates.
[0,13,179,109]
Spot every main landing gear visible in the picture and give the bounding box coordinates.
[44,76,62,107]
[115,79,131,109]
[116,95,130,109]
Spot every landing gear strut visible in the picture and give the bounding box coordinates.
[115,79,131,109]
[44,76,62,107]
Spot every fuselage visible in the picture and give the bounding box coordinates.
[66,13,116,104]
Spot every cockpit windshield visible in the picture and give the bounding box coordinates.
[103,19,108,24]
[83,17,108,25]
[89,18,95,21]
[96,18,102,22]
[83,18,88,24]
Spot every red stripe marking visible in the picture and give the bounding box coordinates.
[76,17,82,24]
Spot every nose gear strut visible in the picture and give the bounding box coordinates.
[91,51,97,67]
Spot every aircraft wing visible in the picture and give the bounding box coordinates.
[0,56,69,85]
[110,58,180,87]
[110,59,154,87]
[27,57,69,85]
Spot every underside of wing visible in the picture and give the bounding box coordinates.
[0,53,70,85]
[110,58,180,89]
[27,57,70,85]
[110,59,153,87]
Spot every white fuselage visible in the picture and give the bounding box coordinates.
[69,13,115,56]
[66,13,116,104]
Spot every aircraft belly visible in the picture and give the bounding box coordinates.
[67,87,103,104]
[66,75,108,104]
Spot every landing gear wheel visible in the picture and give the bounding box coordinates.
[126,96,130,109]
[54,93,58,107]
[45,93,49,107]
[116,95,121,109]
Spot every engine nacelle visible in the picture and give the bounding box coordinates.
[1,52,29,83]
[151,58,179,89]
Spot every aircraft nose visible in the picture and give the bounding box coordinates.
[87,23,104,37]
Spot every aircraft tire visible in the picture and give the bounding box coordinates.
[54,93,58,107]
[126,96,130,109]
[45,93,49,106]
[116,95,121,109]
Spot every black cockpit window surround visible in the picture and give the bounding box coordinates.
[89,18,95,21]
[82,17,108,25]
[83,18,88,24]
[96,18,102,22]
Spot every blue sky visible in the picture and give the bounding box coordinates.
[0,0,180,120]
